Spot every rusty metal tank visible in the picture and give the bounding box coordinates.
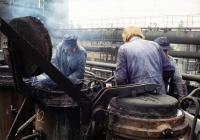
[0,66,23,140]
[105,93,189,140]
[0,16,53,139]
[34,87,80,140]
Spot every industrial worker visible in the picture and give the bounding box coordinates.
[114,25,175,94]
[51,34,87,81]
[34,34,87,85]
[154,36,187,99]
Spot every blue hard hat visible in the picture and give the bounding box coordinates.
[154,36,173,50]
[62,35,77,50]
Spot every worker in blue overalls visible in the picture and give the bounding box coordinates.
[154,36,187,99]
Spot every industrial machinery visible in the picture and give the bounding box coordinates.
[0,16,199,140]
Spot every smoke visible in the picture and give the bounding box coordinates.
[43,0,69,40]
[0,0,41,20]
[0,0,99,47]
[0,0,69,39]
[44,0,69,28]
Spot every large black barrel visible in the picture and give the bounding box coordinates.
[105,93,189,140]
[34,89,80,140]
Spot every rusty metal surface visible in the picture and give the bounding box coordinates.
[2,16,52,77]
[39,88,78,107]
[5,98,35,140]
[104,93,189,139]
[35,104,80,140]
[42,95,78,107]
[105,108,189,139]
[0,85,24,140]
[104,93,189,140]
[0,66,24,140]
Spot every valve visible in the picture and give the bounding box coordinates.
[6,105,18,115]
[162,128,174,137]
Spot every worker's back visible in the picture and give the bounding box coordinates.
[115,37,174,94]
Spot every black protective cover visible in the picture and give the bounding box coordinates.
[109,93,178,118]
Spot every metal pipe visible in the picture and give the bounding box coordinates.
[85,71,96,79]
[104,76,115,83]
[189,97,199,140]
[86,61,116,69]
[21,133,40,140]
[188,88,200,96]
[168,51,200,59]
[144,31,200,45]
[180,96,200,140]
[184,111,200,139]
[84,46,116,54]
[52,29,200,45]
[84,47,200,59]
[15,114,36,136]
[84,46,106,53]
[182,74,200,82]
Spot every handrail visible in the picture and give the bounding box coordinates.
[86,61,200,82]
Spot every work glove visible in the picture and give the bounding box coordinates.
[163,70,175,83]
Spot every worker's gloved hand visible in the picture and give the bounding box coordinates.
[73,79,84,90]
[163,70,175,83]
[75,79,84,85]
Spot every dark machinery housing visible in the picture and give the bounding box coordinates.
[0,16,199,140]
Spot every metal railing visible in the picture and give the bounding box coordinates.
[69,14,200,29]
[86,61,200,83]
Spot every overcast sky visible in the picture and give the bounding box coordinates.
[68,0,200,21]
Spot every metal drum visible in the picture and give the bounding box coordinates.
[105,93,189,140]
[34,86,80,140]
[0,66,24,140]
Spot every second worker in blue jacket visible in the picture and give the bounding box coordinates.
[51,34,87,83]
[154,36,187,98]
[33,34,87,86]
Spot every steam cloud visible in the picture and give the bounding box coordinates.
[0,0,69,39]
